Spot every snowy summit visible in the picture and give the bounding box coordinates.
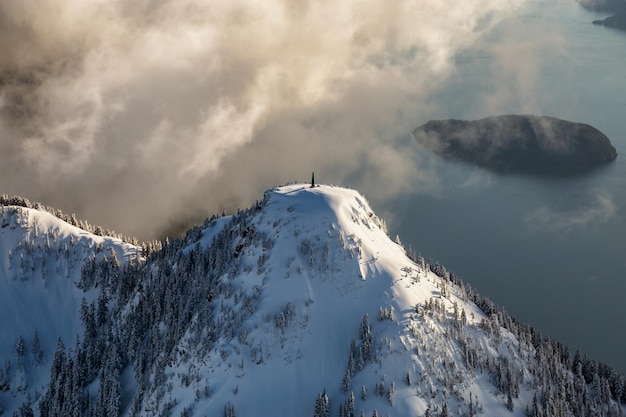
[0,185,624,416]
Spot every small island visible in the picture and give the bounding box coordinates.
[413,115,618,176]
[593,11,626,31]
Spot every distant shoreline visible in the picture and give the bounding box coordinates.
[592,11,626,31]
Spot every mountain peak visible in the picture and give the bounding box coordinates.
[266,183,388,236]
[268,183,377,217]
[170,185,499,415]
[2,185,625,416]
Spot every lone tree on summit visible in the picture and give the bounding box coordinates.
[311,172,315,188]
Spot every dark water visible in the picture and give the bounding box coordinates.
[387,0,626,373]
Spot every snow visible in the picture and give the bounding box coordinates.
[0,205,137,414]
[147,184,535,416]
[2,184,623,416]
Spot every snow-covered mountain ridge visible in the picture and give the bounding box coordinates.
[1,184,624,416]
[0,203,139,416]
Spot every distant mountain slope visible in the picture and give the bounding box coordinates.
[2,185,625,416]
[0,203,138,416]
[413,115,617,176]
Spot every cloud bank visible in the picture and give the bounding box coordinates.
[0,0,526,239]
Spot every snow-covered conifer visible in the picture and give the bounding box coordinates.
[224,402,236,417]
[313,389,330,417]
[17,400,34,417]
[342,369,351,393]
[387,381,395,406]
[15,335,25,358]
[345,391,355,417]
[96,290,109,327]
[507,390,514,412]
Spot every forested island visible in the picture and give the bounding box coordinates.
[593,11,626,31]
[413,115,618,176]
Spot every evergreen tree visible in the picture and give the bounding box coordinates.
[359,315,374,362]
[106,371,122,417]
[359,315,371,341]
[507,390,514,412]
[15,335,25,358]
[356,347,365,371]
[96,290,109,327]
[224,402,236,417]
[51,338,66,383]
[347,351,355,378]
[345,391,355,417]
[314,389,330,417]
[69,355,84,417]
[387,381,395,406]
[32,330,43,365]
[18,401,34,417]
[342,368,351,393]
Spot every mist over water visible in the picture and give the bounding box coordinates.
[382,0,626,373]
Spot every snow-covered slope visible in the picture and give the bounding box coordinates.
[2,184,625,416]
[170,183,494,416]
[0,205,138,415]
[110,184,624,417]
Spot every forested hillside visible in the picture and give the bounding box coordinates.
[1,185,624,416]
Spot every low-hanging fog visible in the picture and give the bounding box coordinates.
[0,0,536,240]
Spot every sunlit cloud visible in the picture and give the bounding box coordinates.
[471,16,569,116]
[0,0,527,239]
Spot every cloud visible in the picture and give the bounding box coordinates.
[525,193,618,232]
[471,18,569,117]
[0,0,527,239]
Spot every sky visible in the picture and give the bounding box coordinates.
[0,0,538,240]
